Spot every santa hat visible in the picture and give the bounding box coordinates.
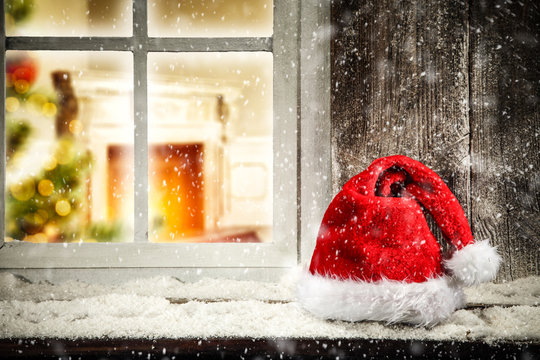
[297,155,500,326]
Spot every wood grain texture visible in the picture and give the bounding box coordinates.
[0,338,537,360]
[331,0,539,281]
[331,0,470,250]
[469,0,540,280]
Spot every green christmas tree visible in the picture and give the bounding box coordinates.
[6,138,93,242]
[5,55,121,242]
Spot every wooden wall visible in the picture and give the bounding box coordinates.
[331,0,539,281]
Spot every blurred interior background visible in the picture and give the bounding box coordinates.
[4,0,274,243]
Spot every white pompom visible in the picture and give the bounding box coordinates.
[444,240,501,286]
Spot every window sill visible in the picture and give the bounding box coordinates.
[1,272,539,352]
[1,337,538,360]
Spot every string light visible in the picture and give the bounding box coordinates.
[38,179,54,196]
[42,102,57,117]
[43,156,58,171]
[44,223,60,239]
[55,199,72,216]
[69,120,83,135]
[6,97,20,112]
[10,179,35,201]
[14,79,30,94]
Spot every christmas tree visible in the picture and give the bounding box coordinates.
[5,54,89,242]
[5,54,121,243]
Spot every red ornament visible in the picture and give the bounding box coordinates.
[6,54,38,85]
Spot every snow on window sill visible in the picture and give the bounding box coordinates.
[0,272,539,342]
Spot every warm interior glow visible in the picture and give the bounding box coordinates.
[4,50,133,243]
[5,3,274,243]
[148,52,273,243]
[149,144,205,242]
[106,145,133,223]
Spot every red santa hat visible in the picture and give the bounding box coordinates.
[297,155,500,326]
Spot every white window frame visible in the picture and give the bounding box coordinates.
[0,0,331,282]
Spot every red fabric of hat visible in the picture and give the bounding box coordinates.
[297,155,501,326]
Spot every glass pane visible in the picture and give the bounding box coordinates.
[5,0,132,36]
[4,51,134,243]
[148,0,272,37]
[148,52,272,243]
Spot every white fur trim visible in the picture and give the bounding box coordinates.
[445,240,501,286]
[296,270,464,327]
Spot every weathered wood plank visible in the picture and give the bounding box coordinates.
[1,338,537,359]
[331,1,470,248]
[165,298,535,310]
[469,0,540,281]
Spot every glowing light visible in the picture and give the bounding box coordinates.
[38,179,54,196]
[44,223,60,239]
[69,119,83,135]
[43,156,58,171]
[42,102,57,117]
[10,179,36,201]
[14,79,30,94]
[55,199,72,216]
[24,233,48,243]
[6,97,20,112]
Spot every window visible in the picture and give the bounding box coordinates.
[1,0,331,279]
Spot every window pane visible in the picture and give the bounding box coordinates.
[148,52,272,243]
[148,0,272,37]
[4,51,134,243]
[5,0,132,36]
